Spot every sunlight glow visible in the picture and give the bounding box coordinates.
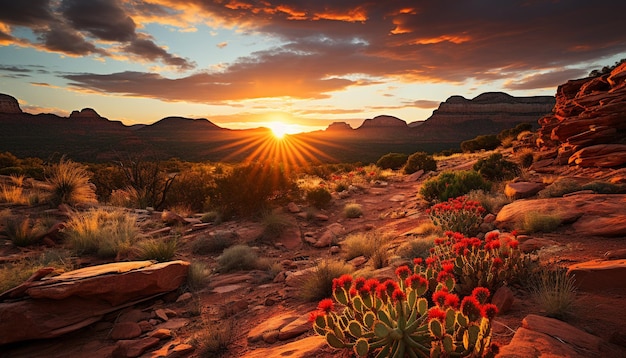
[268,121,298,139]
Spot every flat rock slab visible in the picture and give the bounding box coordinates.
[568,259,626,291]
[248,312,298,342]
[496,194,626,237]
[243,335,327,358]
[498,314,604,358]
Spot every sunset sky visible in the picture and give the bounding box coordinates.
[1,0,625,133]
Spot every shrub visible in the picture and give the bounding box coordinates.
[376,153,408,170]
[192,232,234,255]
[343,203,363,218]
[260,212,291,240]
[342,232,387,261]
[473,153,520,181]
[115,155,177,210]
[403,151,437,174]
[164,164,214,212]
[461,135,500,153]
[217,245,258,273]
[467,190,511,215]
[420,170,491,202]
[46,158,97,207]
[397,236,435,261]
[186,261,210,292]
[299,259,353,302]
[210,161,294,218]
[306,187,332,209]
[64,208,140,258]
[581,180,626,194]
[538,178,582,198]
[521,211,561,233]
[417,231,532,296]
[311,270,499,357]
[530,266,576,319]
[498,122,534,141]
[138,238,177,262]
[193,318,235,356]
[0,183,29,205]
[428,196,486,236]
[3,217,45,247]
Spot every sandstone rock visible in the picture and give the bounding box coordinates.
[117,309,149,323]
[567,259,626,291]
[24,261,190,306]
[111,321,142,340]
[262,330,279,344]
[149,328,173,340]
[175,292,192,303]
[518,238,559,253]
[287,202,301,213]
[242,335,327,358]
[496,194,626,237]
[154,308,169,321]
[314,223,344,248]
[604,248,626,260]
[247,312,298,342]
[278,314,311,340]
[113,337,161,358]
[498,314,604,358]
[491,286,514,314]
[348,256,368,268]
[568,144,626,167]
[155,318,188,331]
[504,182,544,199]
[161,210,186,225]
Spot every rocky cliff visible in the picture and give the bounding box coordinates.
[537,63,626,167]
[0,94,22,114]
[426,92,555,125]
[357,115,408,129]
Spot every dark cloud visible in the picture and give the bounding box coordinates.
[0,0,54,26]
[37,23,108,56]
[504,68,590,90]
[124,35,195,70]
[60,0,136,42]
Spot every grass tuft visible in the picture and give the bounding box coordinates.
[260,212,291,240]
[217,244,258,273]
[192,232,234,255]
[299,259,354,302]
[397,236,436,261]
[186,261,211,292]
[138,238,177,262]
[46,158,97,206]
[3,217,45,247]
[343,203,363,218]
[521,211,561,233]
[531,266,576,319]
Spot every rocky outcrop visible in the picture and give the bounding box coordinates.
[0,260,189,345]
[0,93,22,113]
[69,108,101,118]
[537,63,626,167]
[357,115,407,129]
[325,121,353,131]
[425,92,554,125]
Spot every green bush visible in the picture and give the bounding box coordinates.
[376,153,408,170]
[473,153,520,181]
[461,135,500,153]
[164,164,214,212]
[403,152,437,174]
[210,162,294,218]
[498,122,534,141]
[306,187,332,209]
[420,170,491,202]
[217,245,259,273]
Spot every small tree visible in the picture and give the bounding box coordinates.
[116,154,176,210]
[376,153,408,170]
[404,152,437,174]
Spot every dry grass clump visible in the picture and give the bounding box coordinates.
[468,189,511,214]
[343,203,363,218]
[342,231,386,260]
[192,318,235,357]
[0,184,29,205]
[186,261,211,292]
[217,244,259,273]
[530,266,576,319]
[192,232,234,255]
[260,212,291,240]
[299,259,354,302]
[0,249,73,293]
[46,159,97,206]
[138,238,177,262]
[521,211,562,233]
[397,236,436,261]
[3,217,46,247]
[538,178,583,198]
[200,211,220,223]
[64,208,140,258]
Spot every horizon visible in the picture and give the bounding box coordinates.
[1,1,625,133]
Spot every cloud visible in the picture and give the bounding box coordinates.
[504,68,590,90]
[123,34,195,70]
[412,100,440,109]
[37,22,108,56]
[60,0,136,42]
[217,42,228,49]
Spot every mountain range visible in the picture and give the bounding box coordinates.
[0,92,555,163]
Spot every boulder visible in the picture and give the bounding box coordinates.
[504,182,544,199]
[0,261,189,345]
[567,259,626,291]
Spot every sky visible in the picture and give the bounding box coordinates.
[1,0,625,133]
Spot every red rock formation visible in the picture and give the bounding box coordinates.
[537,63,626,167]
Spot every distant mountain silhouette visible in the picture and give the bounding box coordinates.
[0,92,555,163]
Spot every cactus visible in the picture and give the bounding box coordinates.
[311,270,499,357]
[427,196,486,236]
[416,231,532,296]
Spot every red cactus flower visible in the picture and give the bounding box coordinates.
[444,293,460,308]
[460,296,481,320]
[308,310,324,322]
[428,307,446,322]
[432,289,448,306]
[508,240,519,249]
[425,257,436,266]
[333,274,353,291]
[436,270,454,283]
[413,257,423,266]
[317,298,334,313]
[392,289,406,302]
[472,287,491,304]
[406,274,428,291]
[395,265,411,280]
[353,277,367,291]
[441,262,455,273]
[492,257,504,269]
[481,303,498,320]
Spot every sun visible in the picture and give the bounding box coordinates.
[268,121,291,139]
